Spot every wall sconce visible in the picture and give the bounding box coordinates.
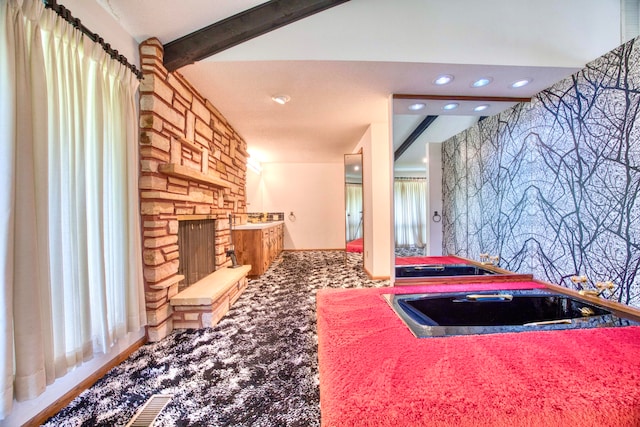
[432,211,441,223]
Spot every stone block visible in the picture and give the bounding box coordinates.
[143,228,167,238]
[144,259,180,283]
[168,184,189,195]
[175,206,195,215]
[167,73,193,104]
[140,131,170,152]
[146,302,172,325]
[173,321,202,330]
[147,318,172,342]
[195,118,214,142]
[144,235,178,249]
[168,220,179,234]
[140,94,185,131]
[167,283,180,299]
[145,289,167,303]
[140,159,160,173]
[139,175,168,191]
[184,312,200,321]
[192,97,210,122]
[161,244,179,254]
[165,251,179,261]
[140,201,174,215]
[144,220,168,228]
[185,110,195,142]
[195,205,211,215]
[140,146,171,163]
[143,249,165,265]
[139,114,162,132]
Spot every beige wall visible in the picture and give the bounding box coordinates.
[360,122,393,279]
[247,162,345,250]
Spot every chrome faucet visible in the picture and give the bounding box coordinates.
[571,275,615,298]
[479,253,499,266]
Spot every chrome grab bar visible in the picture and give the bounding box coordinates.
[413,265,445,271]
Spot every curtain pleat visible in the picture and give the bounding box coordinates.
[394,179,427,248]
[0,0,146,418]
[345,184,363,241]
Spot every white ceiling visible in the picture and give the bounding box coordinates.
[95,0,622,166]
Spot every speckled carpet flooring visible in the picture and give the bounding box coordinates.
[44,251,388,427]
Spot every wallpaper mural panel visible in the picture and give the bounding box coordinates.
[443,37,640,307]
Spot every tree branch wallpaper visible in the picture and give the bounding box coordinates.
[443,38,640,307]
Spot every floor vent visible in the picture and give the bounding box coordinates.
[125,394,174,427]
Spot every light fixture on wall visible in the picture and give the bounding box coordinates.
[247,157,262,173]
[271,95,291,105]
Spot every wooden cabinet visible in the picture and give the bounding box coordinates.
[234,222,284,277]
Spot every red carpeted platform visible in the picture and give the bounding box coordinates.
[317,282,640,427]
[395,255,468,265]
[346,238,364,253]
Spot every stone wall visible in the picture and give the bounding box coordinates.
[139,38,248,341]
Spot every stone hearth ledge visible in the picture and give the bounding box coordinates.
[170,264,251,329]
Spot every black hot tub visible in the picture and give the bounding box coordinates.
[382,289,639,337]
[395,264,497,278]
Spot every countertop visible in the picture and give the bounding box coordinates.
[233,220,284,230]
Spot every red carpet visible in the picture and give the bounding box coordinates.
[395,255,468,265]
[317,282,640,427]
[346,238,363,253]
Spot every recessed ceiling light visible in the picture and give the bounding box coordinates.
[443,103,459,111]
[271,95,291,105]
[433,74,454,85]
[474,104,490,112]
[408,102,426,111]
[422,157,428,164]
[472,77,492,88]
[510,79,531,88]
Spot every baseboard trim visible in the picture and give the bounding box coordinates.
[364,265,390,281]
[23,335,147,427]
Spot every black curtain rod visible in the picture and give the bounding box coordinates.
[43,0,143,80]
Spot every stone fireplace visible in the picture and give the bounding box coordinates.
[139,38,248,341]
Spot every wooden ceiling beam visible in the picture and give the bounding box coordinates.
[163,0,350,72]
[394,115,439,162]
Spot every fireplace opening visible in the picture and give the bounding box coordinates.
[177,219,216,291]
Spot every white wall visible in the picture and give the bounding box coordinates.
[245,167,264,212]
[360,122,393,279]
[212,0,621,69]
[254,163,345,250]
[62,0,140,65]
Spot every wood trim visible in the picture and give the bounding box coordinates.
[393,94,532,103]
[541,281,640,322]
[394,274,534,286]
[24,335,147,427]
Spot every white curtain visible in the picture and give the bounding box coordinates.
[394,179,427,248]
[345,183,362,242]
[0,0,145,418]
